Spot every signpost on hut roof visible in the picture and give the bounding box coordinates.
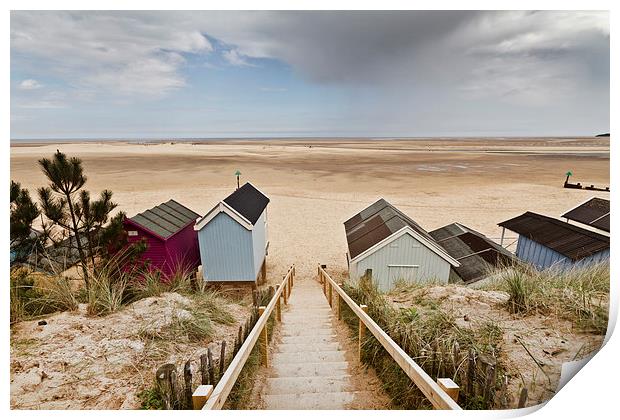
[235,170,241,190]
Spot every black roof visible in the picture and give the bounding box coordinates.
[129,199,200,239]
[562,197,610,232]
[498,211,609,260]
[344,199,437,259]
[429,223,514,283]
[223,183,270,225]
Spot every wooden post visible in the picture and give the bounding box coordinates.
[276,284,282,322]
[466,349,476,398]
[200,354,208,385]
[287,274,292,299]
[258,306,268,366]
[358,304,368,363]
[518,387,528,408]
[322,273,326,295]
[437,378,460,403]
[207,348,215,385]
[184,360,193,409]
[452,342,460,371]
[337,283,342,320]
[192,384,213,410]
[483,361,496,406]
[283,277,288,305]
[328,282,333,308]
[156,363,178,410]
[219,341,227,379]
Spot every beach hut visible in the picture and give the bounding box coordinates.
[123,199,201,277]
[429,222,514,284]
[194,182,270,283]
[561,197,610,233]
[498,211,609,270]
[344,199,459,291]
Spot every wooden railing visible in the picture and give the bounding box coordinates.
[193,265,296,410]
[317,264,461,410]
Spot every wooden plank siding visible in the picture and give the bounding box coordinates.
[251,210,268,279]
[350,232,451,291]
[516,235,610,269]
[197,212,255,281]
[123,221,200,278]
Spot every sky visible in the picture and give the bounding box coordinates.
[10,10,610,139]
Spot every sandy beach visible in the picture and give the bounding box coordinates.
[10,137,610,281]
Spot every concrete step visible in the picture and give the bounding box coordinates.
[263,391,373,409]
[272,350,346,364]
[281,328,334,337]
[271,361,348,377]
[283,316,333,322]
[285,308,332,313]
[276,342,342,352]
[280,335,338,344]
[265,376,352,395]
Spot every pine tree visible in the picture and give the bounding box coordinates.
[10,181,41,263]
[37,150,121,290]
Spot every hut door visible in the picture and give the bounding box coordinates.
[388,264,419,284]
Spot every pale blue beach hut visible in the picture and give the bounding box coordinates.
[194,183,270,283]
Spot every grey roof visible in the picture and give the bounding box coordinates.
[223,183,270,225]
[429,223,514,283]
[129,199,200,239]
[562,197,610,232]
[499,212,609,260]
[344,199,438,259]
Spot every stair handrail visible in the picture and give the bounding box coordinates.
[196,264,296,410]
[317,264,461,410]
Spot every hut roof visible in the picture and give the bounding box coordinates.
[498,211,609,260]
[223,182,270,225]
[429,223,514,283]
[344,199,457,266]
[128,199,200,239]
[561,197,610,232]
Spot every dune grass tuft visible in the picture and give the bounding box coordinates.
[341,276,504,409]
[483,262,609,333]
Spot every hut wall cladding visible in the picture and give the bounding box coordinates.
[350,232,451,291]
[124,221,200,277]
[517,235,610,270]
[198,212,255,281]
[250,210,268,278]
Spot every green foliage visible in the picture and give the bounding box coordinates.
[192,290,236,325]
[36,150,123,289]
[10,268,79,323]
[10,180,41,264]
[137,387,164,410]
[86,263,130,316]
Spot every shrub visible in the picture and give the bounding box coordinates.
[86,260,131,316]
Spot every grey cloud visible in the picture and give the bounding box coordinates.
[10,10,610,136]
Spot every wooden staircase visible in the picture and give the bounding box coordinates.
[260,279,374,409]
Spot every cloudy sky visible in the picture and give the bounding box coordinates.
[10,11,609,139]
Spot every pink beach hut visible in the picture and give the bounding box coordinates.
[123,199,200,278]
